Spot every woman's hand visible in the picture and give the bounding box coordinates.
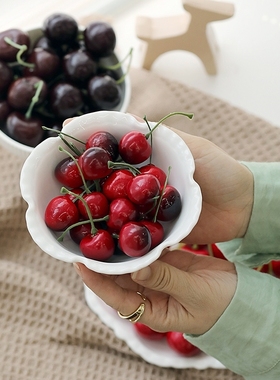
[170,128,254,245]
[69,117,251,335]
[75,248,236,335]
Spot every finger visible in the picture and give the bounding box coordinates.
[62,118,74,127]
[73,263,151,319]
[131,260,191,304]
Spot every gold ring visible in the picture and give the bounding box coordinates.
[117,292,146,323]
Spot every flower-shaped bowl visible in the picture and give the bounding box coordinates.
[20,111,202,275]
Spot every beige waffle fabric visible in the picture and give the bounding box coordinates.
[1,67,280,380]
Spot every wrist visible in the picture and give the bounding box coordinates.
[235,163,254,238]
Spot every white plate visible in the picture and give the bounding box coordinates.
[84,285,225,369]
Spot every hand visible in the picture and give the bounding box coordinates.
[168,128,254,245]
[74,248,237,335]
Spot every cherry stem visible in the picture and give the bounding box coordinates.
[143,117,153,164]
[42,126,86,146]
[58,146,91,193]
[153,166,171,223]
[57,215,109,242]
[60,187,109,237]
[107,160,141,175]
[144,112,194,139]
[25,80,44,119]
[4,36,35,68]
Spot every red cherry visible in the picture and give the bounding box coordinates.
[107,198,138,231]
[157,185,182,222]
[210,243,227,260]
[45,195,79,231]
[119,131,152,164]
[136,202,157,220]
[271,260,280,278]
[139,164,167,188]
[67,187,83,201]
[102,169,134,201]
[77,192,109,219]
[54,157,83,188]
[256,263,270,273]
[6,111,44,147]
[118,222,151,257]
[139,220,164,249]
[134,323,166,340]
[166,332,201,356]
[85,130,119,160]
[127,174,160,205]
[70,222,91,244]
[80,229,115,260]
[78,146,112,180]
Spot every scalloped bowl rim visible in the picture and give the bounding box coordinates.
[20,111,202,275]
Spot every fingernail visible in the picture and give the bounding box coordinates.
[132,266,151,281]
[73,262,81,276]
[62,118,74,127]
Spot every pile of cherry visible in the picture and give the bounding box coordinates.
[0,13,128,147]
[44,126,182,261]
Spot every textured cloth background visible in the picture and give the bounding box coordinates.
[1,67,279,380]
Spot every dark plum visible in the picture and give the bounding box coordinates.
[0,60,14,94]
[6,111,44,147]
[24,47,61,81]
[34,35,61,55]
[0,28,30,62]
[87,75,121,110]
[63,50,97,85]
[7,76,48,111]
[50,82,83,119]
[0,100,12,121]
[83,21,116,57]
[43,13,78,44]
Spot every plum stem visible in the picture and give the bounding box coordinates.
[25,80,44,119]
[4,37,35,68]
[99,48,133,85]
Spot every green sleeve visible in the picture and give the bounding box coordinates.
[217,162,280,267]
[185,263,280,379]
[184,162,280,378]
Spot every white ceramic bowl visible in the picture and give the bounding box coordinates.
[0,28,131,161]
[20,111,202,275]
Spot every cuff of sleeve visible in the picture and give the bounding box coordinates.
[217,162,280,267]
[184,263,280,378]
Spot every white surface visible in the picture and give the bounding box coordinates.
[84,284,225,369]
[20,111,202,275]
[113,0,280,128]
[1,0,280,127]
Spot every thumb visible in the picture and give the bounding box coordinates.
[131,260,186,296]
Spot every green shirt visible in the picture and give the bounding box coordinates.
[185,162,280,379]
